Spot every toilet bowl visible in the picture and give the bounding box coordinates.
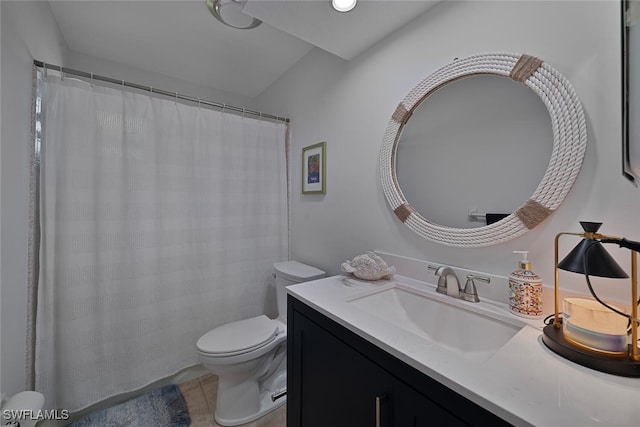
[196,261,325,426]
[1,391,45,427]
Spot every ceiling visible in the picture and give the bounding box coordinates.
[48,0,439,98]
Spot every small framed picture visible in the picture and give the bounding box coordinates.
[302,142,326,194]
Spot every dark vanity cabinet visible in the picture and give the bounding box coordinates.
[287,296,512,427]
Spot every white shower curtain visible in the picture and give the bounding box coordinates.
[35,75,288,411]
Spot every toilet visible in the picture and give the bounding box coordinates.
[196,261,325,426]
[0,391,45,427]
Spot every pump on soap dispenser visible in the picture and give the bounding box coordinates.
[508,251,543,318]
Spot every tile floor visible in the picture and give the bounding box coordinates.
[179,374,286,427]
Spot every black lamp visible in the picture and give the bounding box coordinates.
[541,222,640,376]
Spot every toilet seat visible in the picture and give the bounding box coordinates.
[197,315,279,357]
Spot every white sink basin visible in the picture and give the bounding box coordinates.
[347,283,524,362]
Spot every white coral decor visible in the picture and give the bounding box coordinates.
[341,252,396,280]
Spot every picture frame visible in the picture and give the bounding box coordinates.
[302,142,326,194]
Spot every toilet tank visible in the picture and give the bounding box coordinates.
[273,261,325,323]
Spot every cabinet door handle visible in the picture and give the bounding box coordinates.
[375,394,385,427]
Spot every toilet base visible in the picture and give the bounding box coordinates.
[214,389,286,426]
[212,358,287,427]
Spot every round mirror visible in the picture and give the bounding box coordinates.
[380,52,587,247]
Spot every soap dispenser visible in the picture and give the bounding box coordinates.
[508,251,543,318]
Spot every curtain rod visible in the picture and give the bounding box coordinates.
[33,60,289,124]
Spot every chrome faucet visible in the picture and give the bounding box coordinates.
[428,266,491,302]
[427,265,461,298]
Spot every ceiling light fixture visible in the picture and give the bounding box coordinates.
[332,0,357,13]
[206,0,262,30]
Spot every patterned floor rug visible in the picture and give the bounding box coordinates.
[67,384,191,427]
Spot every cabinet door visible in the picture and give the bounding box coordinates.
[290,311,395,427]
[393,378,468,427]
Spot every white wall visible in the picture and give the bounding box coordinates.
[258,1,640,303]
[1,0,3,399]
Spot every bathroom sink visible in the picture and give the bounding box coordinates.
[347,284,523,362]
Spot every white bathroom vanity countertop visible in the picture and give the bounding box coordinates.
[287,274,640,427]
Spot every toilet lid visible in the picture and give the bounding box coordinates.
[196,315,278,356]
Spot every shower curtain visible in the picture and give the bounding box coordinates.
[34,74,288,411]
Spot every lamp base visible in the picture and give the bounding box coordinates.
[542,325,640,377]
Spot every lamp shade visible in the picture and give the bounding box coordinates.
[557,222,628,278]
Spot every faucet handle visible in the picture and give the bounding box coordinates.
[470,274,490,285]
[461,274,490,303]
[428,264,452,276]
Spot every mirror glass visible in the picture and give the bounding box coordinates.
[396,75,553,229]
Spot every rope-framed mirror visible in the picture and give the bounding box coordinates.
[380,52,587,247]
